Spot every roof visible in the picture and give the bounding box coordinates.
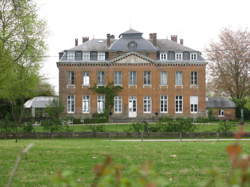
[24,96,58,108]
[157,39,196,52]
[206,97,236,109]
[69,39,116,51]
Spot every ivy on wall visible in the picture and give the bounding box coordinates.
[90,83,122,120]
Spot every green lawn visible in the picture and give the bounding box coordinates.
[0,139,249,186]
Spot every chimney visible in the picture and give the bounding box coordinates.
[82,37,89,43]
[75,38,78,46]
[107,33,111,47]
[171,35,177,42]
[149,33,157,46]
[180,39,184,45]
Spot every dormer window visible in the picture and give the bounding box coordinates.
[90,51,97,60]
[67,51,75,60]
[160,53,167,61]
[190,53,198,61]
[98,52,105,61]
[175,53,183,61]
[75,51,82,60]
[82,52,90,60]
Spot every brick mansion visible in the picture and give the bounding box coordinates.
[57,29,207,120]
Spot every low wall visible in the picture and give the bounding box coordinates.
[1,132,250,139]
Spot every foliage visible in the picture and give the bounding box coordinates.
[22,121,34,133]
[217,120,234,134]
[206,28,250,109]
[159,118,196,133]
[90,83,122,120]
[41,118,63,133]
[44,99,64,119]
[89,125,105,133]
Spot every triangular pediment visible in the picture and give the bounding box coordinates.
[111,52,154,64]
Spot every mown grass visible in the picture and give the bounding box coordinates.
[1,139,250,186]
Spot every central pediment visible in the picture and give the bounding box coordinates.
[111,52,154,64]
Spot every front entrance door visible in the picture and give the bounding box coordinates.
[128,96,137,118]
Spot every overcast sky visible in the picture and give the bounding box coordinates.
[36,0,250,94]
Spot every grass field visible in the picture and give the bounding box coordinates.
[1,139,250,186]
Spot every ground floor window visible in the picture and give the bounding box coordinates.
[160,96,168,113]
[190,96,198,113]
[175,96,183,113]
[67,95,75,113]
[114,96,122,113]
[219,109,224,117]
[144,96,152,113]
[97,96,105,113]
[82,96,90,113]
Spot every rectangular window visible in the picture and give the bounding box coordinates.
[219,109,224,117]
[175,53,183,61]
[114,72,122,86]
[82,52,90,60]
[175,72,183,86]
[190,53,198,61]
[97,96,105,113]
[129,71,137,85]
[90,51,97,60]
[82,96,90,113]
[75,51,82,60]
[114,96,122,113]
[67,96,75,113]
[190,96,198,113]
[67,51,75,60]
[144,96,152,113]
[191,72,198,85]
[175,96,183,113]
[144,71,151,85]
[160,96,168,113]
[97,52,105,61]
[168,51,175,60]
[160,72,168,85]
[68,71,75,85]
[97,71,105,86]
[160,53,167,61]
[82,72,90,86]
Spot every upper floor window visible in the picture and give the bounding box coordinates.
[190,53,198,61]
[129,71,137,86]
[97,96,105,113]
[82,52,90,60]
[68,71,75,85]
[75,51,82,60]
[144,71,151,85]
[168,51,175,60]
[90,51,97,60]
[160,53,167,61]
[160,96,168,113]
[82,96,90,113]
[191,72,198,85]
[175,53,183,61]
[175,72,183,86]
[98,52,105,61]
[67,95,75,113]
[97,71,105,86]
[190,96,198,113]
[67,51,75,60]
[114,72,122,86]
[175,96,183,113]
[82,72,90,86]
[114,96,122,113]
[160,72,168,86]
[143,96,152,113]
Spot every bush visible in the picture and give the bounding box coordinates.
[160,118,196,133]
[217,120,234,133]
[41,118,63,133]
[22,122,34,133]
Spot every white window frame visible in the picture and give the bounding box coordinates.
[82,52,90,60]
[160,72,168,86]
[175,96,183,113]
[160,96,168,113]
[97,96,105,113]
[175,53,183,61]
[68,71,75,85]
[114,96,122,113]
[143,96,152,113]
[191,71,198,85]
[190,96,198,113]
[129,71,137,86]
[97,71,105,86]
[160,53,167,61]
[97,52,105,61]
[114,71,122,86]
[144,71,151,86]
[82,72,90,86]
[67,96,75,113]
[219,109,224,117]
[82,96,90,113]
[67,51,75,60]
[190,53,198,61]
[175,72,183,86]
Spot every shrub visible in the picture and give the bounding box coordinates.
[217,120,234,134]
[41,118,63,133]
[160,118,196,133]
[22,122,34,133]
[89,125,105,132]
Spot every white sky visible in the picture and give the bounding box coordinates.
[36,0,250,94]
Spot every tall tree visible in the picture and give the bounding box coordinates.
[206,28,250,108]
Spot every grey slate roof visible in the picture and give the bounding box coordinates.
[206,97,236,109]
[157,39,195,52]
[24,96,58,108]
[69,39,116,51]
